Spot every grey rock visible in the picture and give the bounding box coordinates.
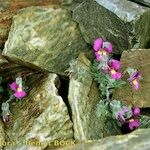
[0,0,62,48]
[73,0,150,54]
[68,53,120,141]
[0,120,5,149]
[113,49,150,107]
[129,0,150,7]
[55,128,150,150]
[5,74,73,150]
[2,6,87,76]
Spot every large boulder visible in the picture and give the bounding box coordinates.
[55,128,150,150]
[5,74,73,150]
[0,0,61,48]
[113,49,150,107]
[68,53,120,141]
[2,6,87,76]
[73,0,150,54]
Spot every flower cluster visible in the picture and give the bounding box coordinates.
[93,38,122,80]
[10,77,27,99]
[93,38,142,133]
[118,107,140,132]
[1,77,27,123]
[127,68,142,90]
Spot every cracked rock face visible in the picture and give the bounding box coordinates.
[113,49,150,107]
[73,0,150,54]
[56,128,150,150]
[68,53,120,141]
[2,6,87,76]
[5,74,73,150]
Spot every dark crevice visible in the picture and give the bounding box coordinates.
[145,40,150,48]
[112,54,122,60]
[141,108,150,117]
[57,77,72,121]
[128,0,150,7]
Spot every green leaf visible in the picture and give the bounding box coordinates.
[140,115,150,128]
[0,86,3,92]
[8,90,13,96]
[0,77,2,84]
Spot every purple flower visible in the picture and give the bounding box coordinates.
[128,71,141,90]
[103,41,113,53]
[13,85,27,99]
[118,107,132,124]
[93,38,113,61]
[128,119,140,130]
[108,59,121,70]
[2,115,9,123]
[93,38,104,51]
[10,79,27,99]
[10,82,18,91]
[132,107,140,116]
[108,59,122,80]
[14,91,27,99]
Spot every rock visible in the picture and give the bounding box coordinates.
[73,0,150,54]
[0,121,5,149]
[129,0,150,7]
[2,6,87,76]
[53,128,150,150]
[68,53,120,141]
[0,0,61,48]
[5,74,73,150]
[113,49,150,107]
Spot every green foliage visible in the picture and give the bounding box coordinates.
[92,60,126,98]
[96,100,111,118]
[0,86,3,93]
[140,115,150,128]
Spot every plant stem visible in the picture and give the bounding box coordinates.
[6,95,15,103]
[106,85,110,101]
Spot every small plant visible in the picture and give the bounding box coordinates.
[92,38,142,133]
[1,77,27,123]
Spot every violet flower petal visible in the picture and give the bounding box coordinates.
[109,59,121,70]
[14,91,27,99]
[118,107,131,124]
[2,115,9,123]
[95,52,102,61]
[128,71,141,82]
[132,107,140,116]
[10,82,18,91]
[93,38,103,51]
[134,82,140,90]
[129,119,140,130]
[111,72,122,80]
[103,42,113,53]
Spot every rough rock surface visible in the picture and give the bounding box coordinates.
[68,53,120,141]
[73,0,150,54]
[130,0,150,7]
[0,121,5,149]
[113,49,150,107]
[0,0,62,48]
[56,128,150,150]
[2,6,87,76]
[5,74,73,150]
